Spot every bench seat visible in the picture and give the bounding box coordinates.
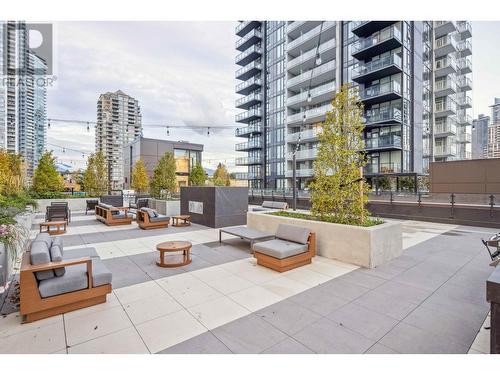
[253,239,308,259]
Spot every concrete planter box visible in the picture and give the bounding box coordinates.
[36,198,89,213]
[247,212,402,269]
[150,199,180,216]
[0,211,33,290]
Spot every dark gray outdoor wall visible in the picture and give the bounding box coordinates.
[180,187,249,228]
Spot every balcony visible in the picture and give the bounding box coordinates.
[287,21,321,39]
[351,21,396,38]
[235,61,262,81]
[287,60,336,91]
[365,134,402,151]
[364,107,402,127]
[457,21,472,39]
[234,172,248,180]
[359,81,402,106]
[287,81,336,109]
[434,57,457,78]
[434,120,457,136]
[236,21,260,37]
[458,114,472,126]
[235,155,262,165]
[458,132,472,143]
[434,34,457,58]
[435,100,457,116]
[236,92,262,110]
[434,144,457,157]
[235,45,261,66]
[285,168,314,178]
[458,95,472,109]
[287,103,331,126]
[434,78,457,97]
[364,162,401,175]
[235,76,261,95]
[235,123,262,137]
[433,21,457,38]
[235,138,262,151]
[293,148,318,161]
[235,107,261,124]
[288,21,336,55]
[457,58,472,74]
[457,40,472,57]
[288,39,336,74]
[236,29,262,52]
[351,25,402,60]
[287,128,322,143]
[457,76,472,91]
[352,54,402,84]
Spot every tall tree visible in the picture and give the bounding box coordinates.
[0,150,25,195]
[32,151,64,193]
[131,159,149,193]
[83,152,108,196]
[309,83,369,225]
[213,163,231,186]
[150,152,177,198]
[189,163,206,186]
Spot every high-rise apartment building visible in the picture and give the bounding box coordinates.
[485,98,500,158]
[0,21,47,178]
[96,90,142,190]
[472,114,490,159]
[234,21,473,189]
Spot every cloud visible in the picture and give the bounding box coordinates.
[47,21,245,172]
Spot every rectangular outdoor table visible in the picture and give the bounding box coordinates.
[219,226,274,249]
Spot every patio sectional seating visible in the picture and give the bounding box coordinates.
[85,199,99,215]
[99,194,123,207]
[129,195,150,210]
[252,224,316,272]
[252,200,289,212]
[95,203,133,226]
[136,207,170,230]
[20,233,112,323]
[45,203,71,223]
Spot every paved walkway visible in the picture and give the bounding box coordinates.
[0,213,495,353]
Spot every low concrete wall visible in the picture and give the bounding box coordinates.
[150,199,180,216]
[247,212,402,269]
[36,198,89,213]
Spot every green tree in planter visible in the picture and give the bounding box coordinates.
[189,163,206,186]
[131,159,149,193]
[84,152,108,197]
[399,176,415,192]
[32,151,64,194]
[150,152,177,199]
[213,163,231,186]
[376,176,391,191]
[309,83,369,225]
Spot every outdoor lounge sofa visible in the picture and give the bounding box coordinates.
[20,233,112,323]
[85,199,99,215]
[45,202,71,223]
[136,207,170,229]
[252,200,289,212]
[95,203,133,226]
[252,224,316,272]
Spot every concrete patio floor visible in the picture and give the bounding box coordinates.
[0,211,495,354]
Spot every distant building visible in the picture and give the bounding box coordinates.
[96,90,142,190]
[485,98,500,159]
[472,114,489,159]
[122,137,203,191]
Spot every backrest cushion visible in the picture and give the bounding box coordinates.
[275,224,311,245]
[30,239,55,280]
[50,237,65,277]
[141,207,158,218]
[262,201,273,208]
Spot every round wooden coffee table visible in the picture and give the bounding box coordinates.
[155,241,192,268]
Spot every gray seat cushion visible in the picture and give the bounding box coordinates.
[253,239,308,259]
[150,215,170,223]
[38,258,112,298]
[30,235,54,281]
[275,224,311,244]
[50,241,65,277]
[63,247,99,260]
[111,212,132,219]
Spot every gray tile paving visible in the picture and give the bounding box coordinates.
[255,300,322,335]
[289,287,349,316]
[333,270,387,289]
[212,314,287,354]
[157,332,232,354]
[262,337,314,354]
[365,343,399,354]
[102,257,152,288]
[291,317,375,354]
[318,278,371,302]
[352,289,419,320]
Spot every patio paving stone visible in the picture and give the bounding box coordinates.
[158,331,231,354]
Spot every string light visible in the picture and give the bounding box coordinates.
[47,119,51,129]
[166,126,170,136]
[86,122,90,132]
[307,92,312,103]
[207,127,210,136]
[315,52,322,66]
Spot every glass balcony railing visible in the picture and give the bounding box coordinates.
[235,92,262,108]
[434,144,456,156]
[352,54,402,79]
[457,40,472,55]
[287,103,331,124]
[364,134,402,150]
[435,78,457,93]
[235,45,261,64]
[435,34,457,50]
[235,155,262,165]
[457,21,472,37]
[457,77,472,90]
[364,107,402,125]
[285,168,314,178]
[458,133,472,143]
[287,81,336,106]
[457,96,472,107]
[235,76,261,93]
[288,39,336,70]
[235,123,262,137]
[235,138,262,151]
[288,21,336,50]
[287,60,336,88]
[235,107,261,123]
[235,29,262,50]
[435,100,457,114]
[360,81,401,101]
[294,148,318,160]
[287,128,322,142]
[457,58,472,72]
[364,162,401,174]
[435,56,457,71]
[352,25,402,54]
[235,61,261,79]
[434,121,457,135]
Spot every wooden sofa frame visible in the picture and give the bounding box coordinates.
[95,205,132,226]
[253,232,316,272]
[136,210,169,230]
[20,251,112,323]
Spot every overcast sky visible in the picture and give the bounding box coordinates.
[46,21,499,170]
